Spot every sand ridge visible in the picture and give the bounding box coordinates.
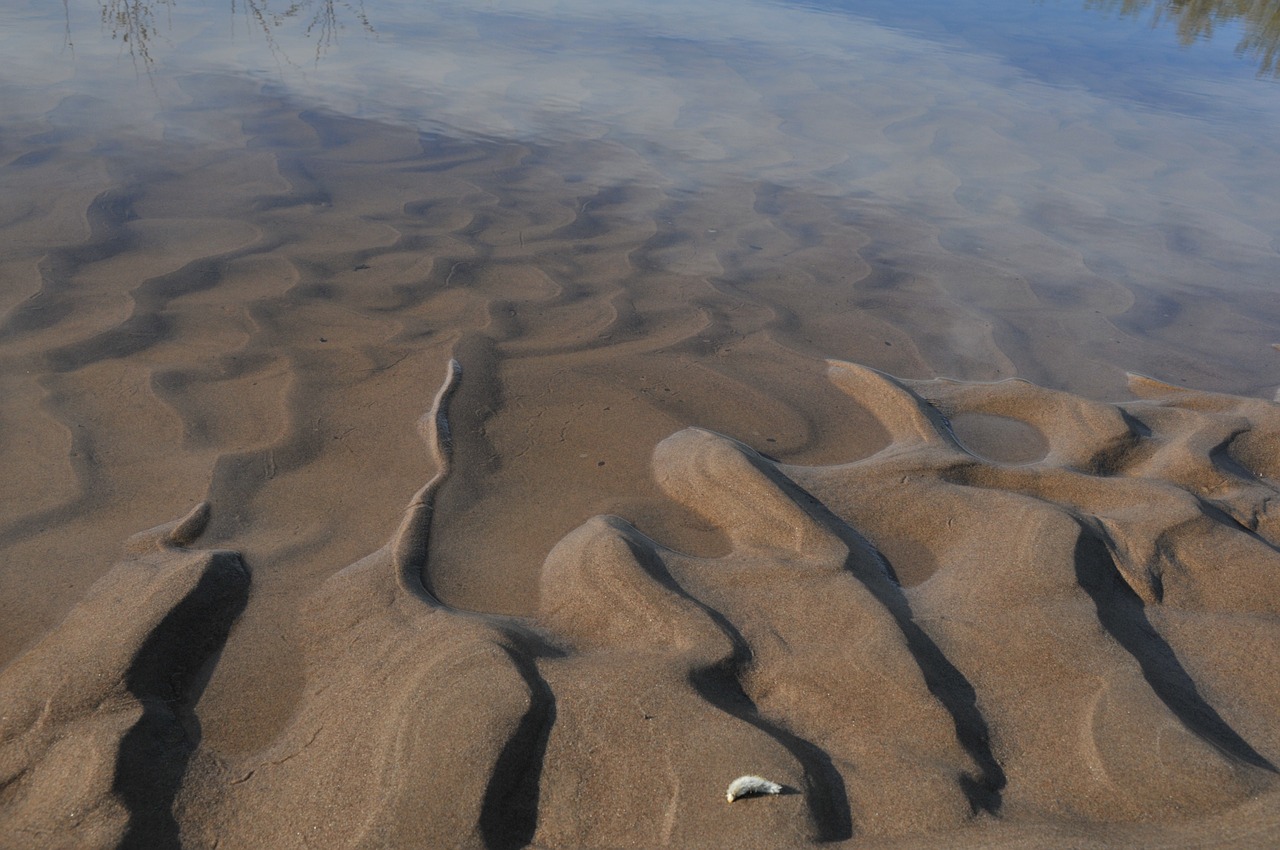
[3,358,1280,847]
[1,55,1280,845]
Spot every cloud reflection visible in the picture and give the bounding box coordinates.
[90,0,373,65]
[75,0,1280,78]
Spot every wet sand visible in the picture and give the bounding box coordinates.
[2,70,1280,847]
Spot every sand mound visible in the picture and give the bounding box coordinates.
[3,359,1279,848]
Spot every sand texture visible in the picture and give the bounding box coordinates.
[3,354,1280,848]
[2,57,1280,847]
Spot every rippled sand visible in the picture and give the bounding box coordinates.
[2,64,1280,846]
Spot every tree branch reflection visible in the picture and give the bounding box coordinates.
[92,0,374,66]
[1084,0,1280,76]
[99,0,173,66]
[74,0,1280,78]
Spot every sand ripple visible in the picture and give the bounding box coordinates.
[3,360,1278,847]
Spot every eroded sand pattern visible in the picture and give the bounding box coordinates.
[3,0,1280,846]
[4,360,1280,847]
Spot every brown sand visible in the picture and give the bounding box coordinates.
[3,74,1280,847]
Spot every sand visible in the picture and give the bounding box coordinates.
[2,60,1280,848]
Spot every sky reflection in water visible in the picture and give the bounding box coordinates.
[46,0,1280,157]
[6,0,1280,395]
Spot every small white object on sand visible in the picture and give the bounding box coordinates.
[725,775,783,802]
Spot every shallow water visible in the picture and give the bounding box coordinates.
[1,0,1279,752]
[8,0,1279,391]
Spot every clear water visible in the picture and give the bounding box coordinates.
[5,0,1278,395]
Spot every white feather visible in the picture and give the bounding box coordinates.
[725,775,783,802]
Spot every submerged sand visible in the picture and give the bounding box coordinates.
[2,72,1280,847]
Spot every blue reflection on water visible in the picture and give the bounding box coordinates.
[785,0,1277,116]
[32,0,1280,131]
